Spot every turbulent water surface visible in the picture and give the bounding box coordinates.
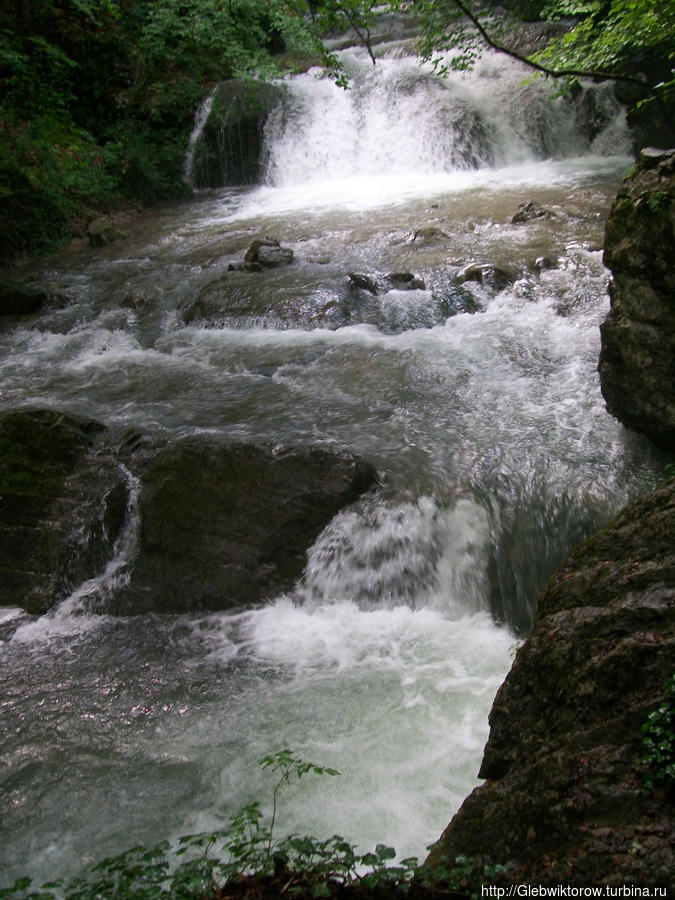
[0,43,668,888]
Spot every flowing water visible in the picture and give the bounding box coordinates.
[0,43,669,888]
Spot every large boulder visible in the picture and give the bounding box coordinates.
[117,438,378,613]
[428,478,675,885]
[0,409,128,614]
[190,80,286,188]
[599,148,675,450]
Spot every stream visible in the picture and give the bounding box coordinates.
[0,42,669,888]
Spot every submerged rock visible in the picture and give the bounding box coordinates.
[410,226,449,244]
[599,147,675,450]
[347,272,380,295]
[386,272,426,290]
[348,272,426,296]
[117,439,378,613]
[0,282,45,316]
[0,409,128,614]
[0,411,378,615]
[457,262,518,292]
[429,478,675,884]
[511,201,556,224]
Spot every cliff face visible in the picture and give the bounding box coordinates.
[429,479,675,885]
[599,148,675,451]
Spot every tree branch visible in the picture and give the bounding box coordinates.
[447,0,674,137]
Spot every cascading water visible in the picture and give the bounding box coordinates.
[181,87,217,187]
[0,40,666,890]
[261,49,583,186]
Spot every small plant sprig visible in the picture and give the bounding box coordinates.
[0,749,507,899]
[639,673,675,793]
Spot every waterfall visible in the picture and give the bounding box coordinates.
[182,86,217,187]
[0,32,659,894]
[260,46,627,187]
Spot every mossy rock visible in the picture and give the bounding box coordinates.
[191,79,286,187]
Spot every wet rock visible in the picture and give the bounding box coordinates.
[119,439,378,613]
[457,263,518,292]
[190,80,286,188]
[429,478,675,885]
[438,289,483,317]
[599,147,675,450]
[238,237,294,271]
[0,282,45,316]
[87,216,125,247]
[532,255,557,273]
[386,272,426,290]
[122,288,158,310]
[410,226,449,244]
[511,201,556,224]
[347,272,380,295]
[572,82,620,144]
[0,409,129,614]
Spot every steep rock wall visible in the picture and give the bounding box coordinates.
[599,148,675,451]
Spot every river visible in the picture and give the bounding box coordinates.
[0,41,668,888]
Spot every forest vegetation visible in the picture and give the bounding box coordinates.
[1,0,673,263]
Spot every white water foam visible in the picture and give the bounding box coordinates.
[172,600,515,861]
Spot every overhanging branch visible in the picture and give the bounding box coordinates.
[447,0,674,136]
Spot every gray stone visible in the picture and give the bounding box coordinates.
[348,272,380,295]
[457,262,518,292]
[242,237,294,270]
[386,272,426,290]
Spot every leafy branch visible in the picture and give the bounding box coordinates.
[411,0,675,137]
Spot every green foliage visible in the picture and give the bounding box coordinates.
[409,0,674,126]
[0,0,353,261]
[639,673,675,792]
[534,0,675,94]
[0,749,508,899]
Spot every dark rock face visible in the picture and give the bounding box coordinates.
[0,283,45,316]
[429,479,675,885]
[0,409,128,614]
[191,80,285,188]
[115,439,378,613]
[599,148,675,451]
